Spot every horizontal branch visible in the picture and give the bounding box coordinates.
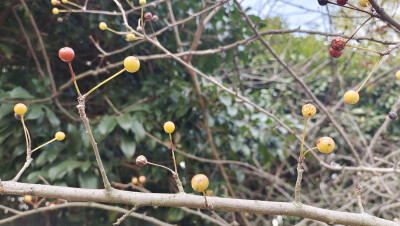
[0,181,397,226]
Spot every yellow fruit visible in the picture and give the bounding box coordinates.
[316,137,335,154]
[51,0,57,5]
[24,195,32,202]
[52,8,59,15]
[344,90,359,104]
[396,70,400,80]
[301,104,316,118]
[139,175,146,184]
[126,33,135,41]
[61,0,67,3]
[191,174,209,192]
[163,121,175,134]
[55,131,65,141]
[99,22,107,30]
[131,177,138,184]
[14,103,27,115]
[359,0,369,7]
[139,0,146,5]
[124,56,140,73]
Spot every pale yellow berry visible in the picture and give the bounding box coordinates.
[131,177,138,184]
[52,8,59,15]
[139,0,146,5]
[191,174,209,192]
[301,104,317,118]
[316,137,335,154]
[124,56,140,73]
[396,70,400,80]
[99,22,107,30]
[61,0,67,3]
[344,90,359,104]
[24,195,32,202]
[126,33,135,41]
[14,103,27,115]
[163,121,175,134]
[55,131,65,141]
[359,0,369,7]
[51,0,58,5]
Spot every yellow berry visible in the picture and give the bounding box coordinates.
[396,70,400,80]
[191,174,209,192]
[99,22,107,30]
[51,0,57,5]
[139,175,146,184]
[316,137,335,154]
[52,8,59,15]
[344,90,359,104]
[163,121,175,134]
[124,56,140,73]
[126,33,135,41]
[359,0,369,7]
[61,0,67,3]
[139,0,146,5]
[131,177,138,184]
[24,195,32,202]
[14,103,27,115]
[55,131,65,141]
[301,104,316,118]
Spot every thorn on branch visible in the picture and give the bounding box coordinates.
[113,205,139,225]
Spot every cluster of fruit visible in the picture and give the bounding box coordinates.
[130,175,146,190]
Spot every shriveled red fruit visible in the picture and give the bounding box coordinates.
[329,48,343,58]
[331,37,346,51]
[318,0,329,5]
[337,0,348,6]
[144,12,153,21]
[58,47,75,62]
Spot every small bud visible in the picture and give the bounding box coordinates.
[57,17,63,23]
[137,26,143,32]
[14,113,21,121]
[136,155,148,167]
[152,15,159,22]
[388,112,398,120]
[144,12,153,21]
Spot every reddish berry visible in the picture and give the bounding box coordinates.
[144,12,153,21]
[329,48,343,58]
[331,37,346,51]
[139,175,146,184]
[337,0,348,6]
[318,0,328,5]
[58,47,75,62]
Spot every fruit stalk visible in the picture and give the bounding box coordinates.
[356,55,383,93]
[68,62,82,96]
[169,133,178,174]
[346,16,372,43]
[301,147,318,159]
[345,44,381,55]
[300,118,308,157]
[84,68,126,97]
[31,138,57,153]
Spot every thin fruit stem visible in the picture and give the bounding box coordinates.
[65,1,83,9]
[84,68,126,98]
[301,147,318,159]
[202,190,208,206]
[356,55,383,93]
[141,7,144,27]
[345,44,381,55]
[327,1,372,15]
[146,161,175,175]
[346,16,372,43]
[299,117,308,157]
[106,27,120,34]
[31,138,57,153]
[20,115,29,150]
[68,62,82,96]
[169,133,178,174]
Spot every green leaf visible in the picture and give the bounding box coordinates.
[167,208,185,222]
[131,121,145,142]
[48,160,82,181]
[9,87,34,99]
[26,171,48,183]
[0,44,13,59]
[218,94,232,106]
[98,115,117,135]
[227,106,238,116]
[78,173,98,188]
[116,114,133,132]
[0,104,12,120]
[120,136,136,159]
[25,104,44,120]
[44,107,60,127]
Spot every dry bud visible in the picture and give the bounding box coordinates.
[14,113,21,121]
[152,15,159,22]
[136,155,148,167]
[388,112,398,120]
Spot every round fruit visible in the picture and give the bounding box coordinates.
[329,48,343,58]
[139,0,146,5]
[14,103,27,115]
[337,0,348,6]
[99,22,107,30]
[131,177,138,184]
[302,104,317,118]
[126,33,135,41]
[318,0,329,5]
[123,56,140,73]
[191,174,209,192]
[61,0,67,3]
[316,137,335,154]
[359,0,369,7]
[344,90,359,104]
[331,37,346,51]
[136,155,147,167]
[55,131,65,141]
[152,15,159,22]
[58,47,75,62]
[396,70,400,80]
[52,8,59,15]
[131,185,136,190]
[51,0,57,5]
[388,112,398,120]
[163,121,175,134]
[24,195,32,202]
[139,175,146,184]
[144,12,153,21]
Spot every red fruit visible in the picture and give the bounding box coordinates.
[58,47,75,62]
[337,0,347,5]
[144,12,153,21]
[329,48,343,58]
[331,37,346,51]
